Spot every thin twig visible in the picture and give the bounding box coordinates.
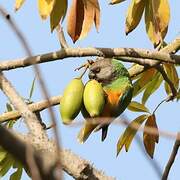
[153,98,167,115]
[156,65,177,99]
[162,133,180,180]
[56,25,68,48]
[0,95,61,123]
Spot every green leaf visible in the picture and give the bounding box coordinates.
[10,167,23,180]
[5,103,16,128]
[28,77,36,101]
[6,103,13,112]
[0,155,14,177]
[0,148,7,162]
[117,114,148,155]
[128,101,150,113]
[142,72,163,104]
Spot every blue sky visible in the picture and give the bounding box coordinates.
[1,1,180,180]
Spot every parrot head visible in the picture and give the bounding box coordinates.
[89,58,130,85]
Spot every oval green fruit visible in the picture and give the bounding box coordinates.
[60,78,84,124]
[83,80,105,117]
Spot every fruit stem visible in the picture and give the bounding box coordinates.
[78,65,88,79]
[76,60,94,79]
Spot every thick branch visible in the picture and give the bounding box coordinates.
[162,133,180,180]
[1,47,180,72]
[0,72,62,179]
[0,72,47,139]
[0,125,115,180]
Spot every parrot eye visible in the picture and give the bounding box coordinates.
[93,67,100,73]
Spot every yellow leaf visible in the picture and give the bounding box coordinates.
[133,68,157,97]
[38,0,55,20]
[50,0,68,31]
[110,0,126,5]
[128,101,150,113]
[67,0,84,43]
[145,0,170,46]
[15,0,25,11]
[143,114,159,158]
[77,121,97,143]
[79,0,100,40]
[117,114,148,155]
[125,0,145,35]
[163,64,179,95]
[142,72,163,104]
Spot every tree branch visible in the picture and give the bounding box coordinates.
[0,95,61,123]
[0,47,180,72]
[56,25,69,48]
[0,125,115,180]
[0,72,47,139]
[162,133,180,180]
[128,36,180,77]
[0,72,62,179]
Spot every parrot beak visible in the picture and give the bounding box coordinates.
[88,71,96,79]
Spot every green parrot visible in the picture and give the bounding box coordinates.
[78,58,133,143]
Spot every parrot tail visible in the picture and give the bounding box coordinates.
[77,121,97,143]
[101,125,109,141]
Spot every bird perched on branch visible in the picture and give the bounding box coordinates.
[78,58,133,142]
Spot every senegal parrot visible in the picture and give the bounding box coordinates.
[78,58,133,143]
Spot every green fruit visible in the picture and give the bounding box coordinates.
[60,78,84,124]
[83,80,105,117]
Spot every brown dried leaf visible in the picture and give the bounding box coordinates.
[143,114,159,158]
[79,0,100,40]
[67,0,100,42]
[125,0,145,35]
[145,0,170,46]
[67,0,84,42]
